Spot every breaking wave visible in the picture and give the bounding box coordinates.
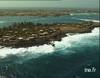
[79,19,100,23]
[70,13,98,16]
[0,28,99,59]
[0,45,54,58]
[0,21,5,23]
[54,27,99,53]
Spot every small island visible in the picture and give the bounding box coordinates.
[0,22,99,48]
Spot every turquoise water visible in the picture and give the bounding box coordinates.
[0,13,99,78]
[0,13,99,28]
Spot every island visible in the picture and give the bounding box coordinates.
[0,22,99,48]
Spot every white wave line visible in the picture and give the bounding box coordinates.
[0,28,99,58]
[79,19,100,23]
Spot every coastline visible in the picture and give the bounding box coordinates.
[0,22,99,48]
[0,27,99,57]
[0,8,99,16]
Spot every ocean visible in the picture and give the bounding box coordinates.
[0,13,100,78]
[0,13,99,28]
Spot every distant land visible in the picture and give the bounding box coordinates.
[0,8,99,16]
[0,8,99,48]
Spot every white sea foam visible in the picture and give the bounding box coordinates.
[0,28,99,58]
[79,19,100,23]
[70,13,98,16]
[0,21,5,23]
[0,45,54,58]
[54,27,99,52]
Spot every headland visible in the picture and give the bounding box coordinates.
[0,22,99,48]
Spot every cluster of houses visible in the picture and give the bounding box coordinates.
[0,21,98,48]
[0,26,63,48]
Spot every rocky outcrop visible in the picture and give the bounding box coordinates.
[0,22,99,48]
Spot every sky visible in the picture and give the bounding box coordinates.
[0,0,99,9]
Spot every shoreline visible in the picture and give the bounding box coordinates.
[0,8,99,16]
[0,22,99,48]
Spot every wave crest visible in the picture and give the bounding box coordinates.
[0,28,99,58]
[79,19,100,23]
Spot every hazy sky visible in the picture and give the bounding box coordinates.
[0,0,99,8]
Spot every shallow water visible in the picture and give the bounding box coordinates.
[0,13,99,28]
